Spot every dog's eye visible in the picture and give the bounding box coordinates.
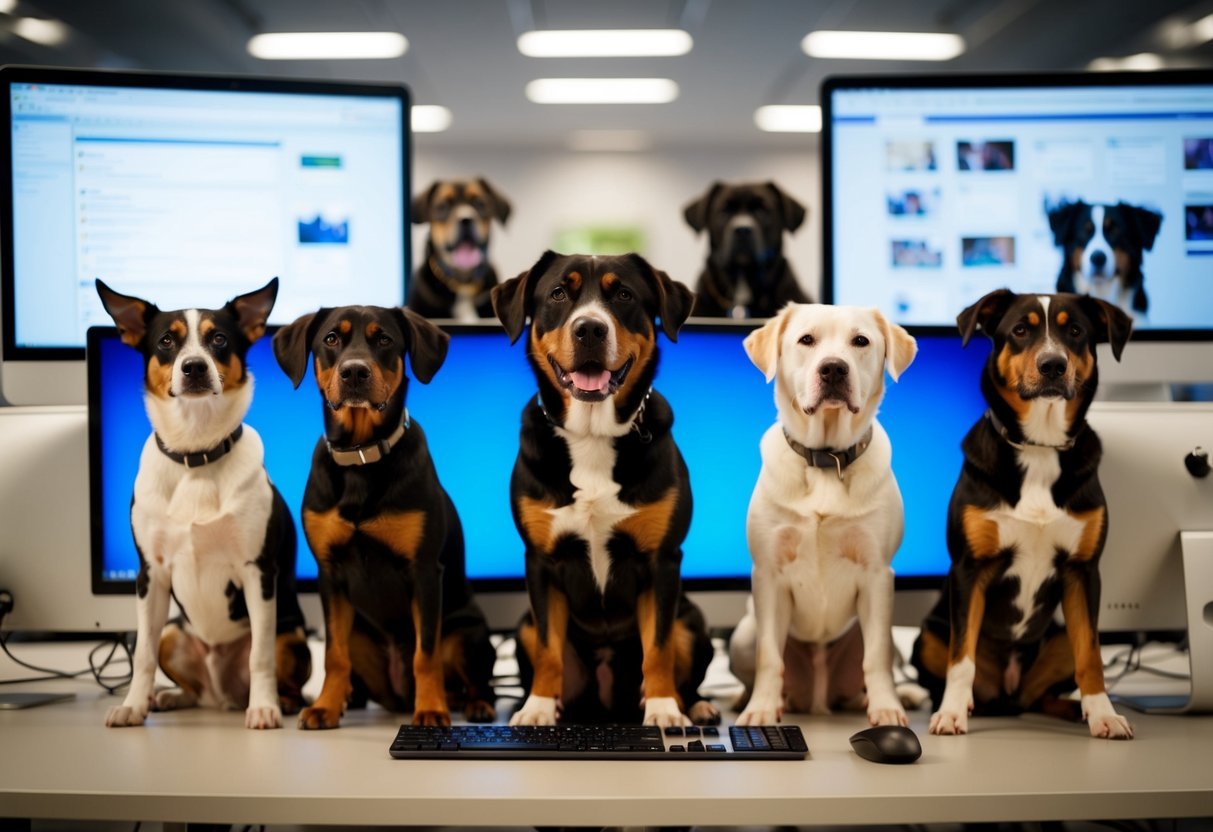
[616,288,633,302]
[323,331,339,347]
[1068,324,1083,338]
[158,334,173,350]
[375,332,393,347]
[852,335,869,347]
[798,334,815,346]
[211,332,227,348]
[551,286,567,301]
[1012,323,1029,338]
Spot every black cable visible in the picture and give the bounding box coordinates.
[0,609,133,693]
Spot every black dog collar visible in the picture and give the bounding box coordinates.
[326,411,411,467]
[783,425,874,480]
[427,254,485,297]
[986,410,1078,452]
[155,425,244,469]
[536,387,654,443]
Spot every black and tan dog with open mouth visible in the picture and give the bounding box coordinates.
[492,251,720,727]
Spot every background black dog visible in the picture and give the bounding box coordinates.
[409,178,511,321]
[1047,199,1161,317]
[684,181,810,317]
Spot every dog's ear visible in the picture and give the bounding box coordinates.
[492,250,559,344]
[683,182,723,233]
[872,309,917,382]
[1078,296,1134,362]
[766,182,807,233]
[225,277,278,343]
[1046,199,1083,246]
[410,182,439,225]
[272,311,323,389]
[625,253,694,341]
[394,307,450,384]
[1124,203,1163,251]
[95,279,156,348]
[957,289,1015,347]
[743,303,795,382]
[477,177,512,225]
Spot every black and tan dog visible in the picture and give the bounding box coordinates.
[274,306,496,728]
[683,181,810,317]
[409,178,511,321]
[912,289,1135,739]
[492,251,719,727]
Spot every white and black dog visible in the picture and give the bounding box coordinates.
[97,278,309,730]
[1048,199,1162,319]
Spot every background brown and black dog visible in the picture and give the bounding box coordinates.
[492,251,719,727]
[683,181,810,317]
[911,289,1135,739]
[274,306,496,728]
[409,178,511,321]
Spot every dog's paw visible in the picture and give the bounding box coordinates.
[298,705,342,730]
[688,700,722,726]
[868,706,909,727]
[464,699,497,723]
[1082,694,1133,739]
[643,697,691,728]
[412,709,452,727]
[510,695,558,726]
[736,698,782,726]
[105,704,148,727]
[929,708,968,735]
[152,688,197,712]
[245,705,282,730]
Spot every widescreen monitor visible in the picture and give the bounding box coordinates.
[1,65,410,404]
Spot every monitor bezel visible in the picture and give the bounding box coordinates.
[2,64,412,362]
[820,68,1213,342]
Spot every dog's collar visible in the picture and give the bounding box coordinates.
[986,410,1079,452]
[326,411,410,466]
[537,387,654,443]
[427,254,485,297]
[782,425,873,480]
[155,424,243,468]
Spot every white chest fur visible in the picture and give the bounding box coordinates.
[548,401,637,592]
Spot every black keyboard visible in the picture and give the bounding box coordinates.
[389,723,808,760]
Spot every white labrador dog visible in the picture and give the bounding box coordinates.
[729,303,917,727]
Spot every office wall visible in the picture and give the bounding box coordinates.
[412,144,822,299]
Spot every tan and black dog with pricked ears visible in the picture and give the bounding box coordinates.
[409,178,512,321]
[274,306,496,729]
[492,251,720,728]
[911,289,1136,739]
[96,278,310,730]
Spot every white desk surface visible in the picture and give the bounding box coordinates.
[1,640,1210,828]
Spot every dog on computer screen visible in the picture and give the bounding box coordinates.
[409,178,512,321]
[911,289,1135,739]
[96,278,309,730]
[273,305,496,728]
[727,302,918,727]
[1047,199,1161,319]
[492,251,720,727]
[683,181,811,318]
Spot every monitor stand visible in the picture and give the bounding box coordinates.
[1115,531,1213,714]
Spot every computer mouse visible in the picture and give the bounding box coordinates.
[849,725,922,764]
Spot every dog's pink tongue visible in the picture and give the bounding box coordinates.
[450,242,482,270]
[571,369,611,392]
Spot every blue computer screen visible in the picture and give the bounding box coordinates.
[91,325,989,587]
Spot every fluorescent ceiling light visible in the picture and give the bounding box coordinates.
[0,0,19,15]
[12,16,68,46]
[1187,14,1213,45]
[754,105,822,133]
[248,32,408,60]
[411,105,452,133]
[1088,52,1165,72]
[518,29,692,57]
[801,30,964,61]
[526,78,678,104]
[568,129,652,152]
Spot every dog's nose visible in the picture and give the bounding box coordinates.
[458,216,475,231]
[1038,353,1068,380]
[1090,250,1107,270]
[573,317,608,346]
[818,360,849,384]
[180,358,207,378]
[339,360,372,384]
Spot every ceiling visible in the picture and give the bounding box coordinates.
[4,0,1213,148]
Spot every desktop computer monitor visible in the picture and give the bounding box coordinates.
[87,322,988,631]
[1,65,411,406]
[821,70,1213,387]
